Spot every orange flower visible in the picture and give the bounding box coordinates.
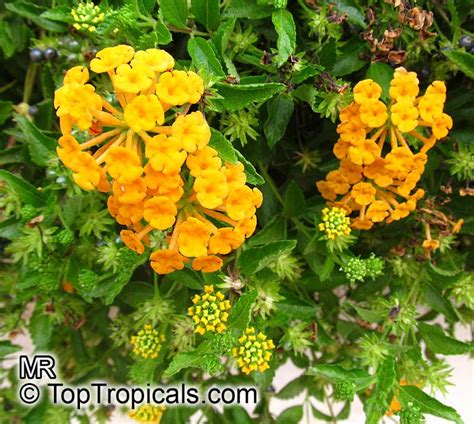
[351,182,376,206]
[192,256,223,273]
[150,249,186,274]
[208,228,245,255]
[143,196,177,230]
[177,217,213,257]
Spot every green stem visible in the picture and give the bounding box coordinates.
[23,63,38,104]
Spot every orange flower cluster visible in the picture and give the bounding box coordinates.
[54,45,262,274]
[317,67,452,230]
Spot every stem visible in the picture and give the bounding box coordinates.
[23,63,38,104]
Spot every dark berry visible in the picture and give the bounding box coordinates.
[28,105,39,116]
[68,39,81,52]
[420,66,430,80]
[29,48,44,62]
[458,35,473,49]
[470,46,474,55]
[44,47,58,61]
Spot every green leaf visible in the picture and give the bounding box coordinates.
[155,17,173,44]
[211,82,285,111]
[209,129,238,163]
[159,0,188,29]
[0,170,47,207]
[0,100,13,125]
[238,240,297,275]
[0,340,21,358]
[222,0,273,19]
[227,290,258,330]
[276,375,310,399]
[275,405,303,424]
[163,351,205,377]
[272,9,296,66]
[191,0,220,31]
[332,39,366,76]
[15,114,56,166]
[307,364,373,389]
[418,322,473,355]
[129,359,157,384]
[165,268,203,289]
[284,180,306,217]
[234,150,265,185]
[398,385,463,424]
[423,282,458,323]
[0,20,16,58]
[188,37,225,79]
[30,314,53,351]
[5,2,67,32]
[333,0,366,28]
[366,62,393,102]
[443,49,474,79]
[311,406,333,421]
[264,94,294,147]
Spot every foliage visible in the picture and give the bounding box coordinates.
[0,0,473,423]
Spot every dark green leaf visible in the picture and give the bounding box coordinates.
[332,39,366,76]
[0,340,21,358]
[234,150,265,185]
[227,290,258,330]
[443,49,474,79]
[272,9,296,66]
[191,0,220,31]
[163,351,205,377]
[366,62,393,102]
[238,240,297,275]
[276,375,310,399]
[264,94,294,147]
[275,405,303,424]
[398,385,463,423]
[333,0,366,28]
[209,129,238,163]
[284,180,306,217]
[159,0,188,29]
[211,82,285,111]
[423,282,458,323]
[307,364,373,389]
[188,37,225,78]
[222,0,273,19]
[5,2,67,32]
[30,315,53,351]
[166,268,203,290]
[0,170,47,207]
[418,322,473,355]
[0,100,12,125]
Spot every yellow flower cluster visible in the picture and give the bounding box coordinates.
[130,325,165,359]
[317,68,452,230]
[128,405,165,424]
[71,1,105,32]
[188,285,231,335]
[319,206,351,240]
[232,327,275,375]
[54,45,262,275]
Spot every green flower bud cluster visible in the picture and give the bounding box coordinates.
[56,229,74,246]
[319,207,351,240]
[20,204,38,222]
[399,403,425,424]
[71,1,105,33]
[117,247,140,268]
[130,325,165,359]
[270,252,303,283]
[342,253,384,283]
[334,379,356,401]
[202,355,224,375]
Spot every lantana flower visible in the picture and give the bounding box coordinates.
[54,45,262,275]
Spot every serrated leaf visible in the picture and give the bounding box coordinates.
[222,0,273,19]
[276,375,310,399]
[211,82,285,111]
[0,340,21,358]
[227,290,257,330]
[398,385,463,424]
[0,170,47,207]
[15,114,56,166]
[443,49,474,79]
[264,94,294,148]
[159,0,188,29]
[306,364,373,388]
[30,314,53,351]
[234,150,265,185]
[418,322,473,355]
[238,240,297,275]
[311,405,333,421]
[163,351,205,377]
[423,282,458,323]
[188,37,225,78]
[272,9,296,66]
[191,0,220,31]
[275,405,303,424]
[5,2,66,32]
[209,129,238,163]
[129,359,157,384]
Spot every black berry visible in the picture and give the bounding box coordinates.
[44,47,58,61]
[469,46,474,55]
[458,35,472,49]
[29,48,44,62]
[420,66,430,80]
[28,105,39,116]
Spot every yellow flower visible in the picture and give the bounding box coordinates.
[353,79,382,104]
[232,327,275,375]
[359,99,388,128]
[106,146,143,183]
[112,179,147,204]
[366,200,390,222]
[348,140,380,165]
[172,111,211,153]
[186,147,222,177]
[145,134,186,174]
[143,196,177,230]
[389,67,419,100]
[225,186,260,220]
[177,217,213,257]
[131,48,175,73]
[351,182,376,206]
[124,94,164,132]
[208,228,245,255]
[90,45,135,73]
[319,207,351,240]
[150,249,186,274]
[128,404,165,424]
[130,325,165,359]
[390,99,419,133]
[417,95,444,123]
[222,162,247,191]
[114,63,154,93]
[156,70,204,105]
[194,170,229,209]
[422,239,440,251]
[188,285,231,335]
[63,66,89,85]
[431,113,453,139]
[191,255,223,273]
